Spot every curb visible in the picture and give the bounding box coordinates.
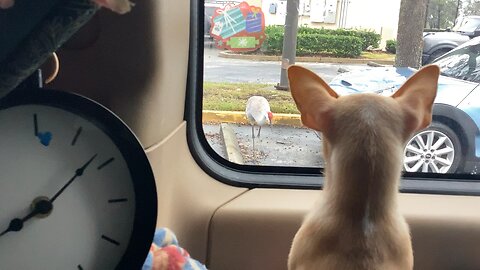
[219,51,395,65]
[203,110,303,127]
[220,123,244,164]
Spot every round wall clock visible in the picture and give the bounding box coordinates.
[0,88,157,269]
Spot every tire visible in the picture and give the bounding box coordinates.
[403,122,462,174]
[426,48,451,64]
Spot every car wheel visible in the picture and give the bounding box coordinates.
[427,48,451,64]
[404,122,462,173]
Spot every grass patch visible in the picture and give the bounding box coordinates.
[360,51,395,60]
[203,82,300,114]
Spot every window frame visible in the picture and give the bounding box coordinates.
[185,0,480,195]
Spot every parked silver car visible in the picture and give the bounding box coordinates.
[423,16,480,65]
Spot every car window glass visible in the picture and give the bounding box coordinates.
[201,0,480,177]
[436,43,480,82]
[436,54,470,79]
[458,18,480,32]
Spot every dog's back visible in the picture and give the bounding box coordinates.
[287,65,439,270]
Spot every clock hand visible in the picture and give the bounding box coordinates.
[0,155,96,238]
[0,199,52,237]
[49,154,97,203]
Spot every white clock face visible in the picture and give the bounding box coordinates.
[0,104,136,269]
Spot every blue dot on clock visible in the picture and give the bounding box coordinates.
[37,131,52,146]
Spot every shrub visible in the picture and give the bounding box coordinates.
[261,26,284,54]
[298,26,380,50]
[264,25,285,36]
[296,34,363,57]
[262,26,363,57]
[386,39,396,54]
[353,29,381,50]
[263,25,381,53]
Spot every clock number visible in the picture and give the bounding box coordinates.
[97,157,115,170]
[71,127,83,146]
[101,234,120,246]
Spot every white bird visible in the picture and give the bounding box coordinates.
[245,96,273,158]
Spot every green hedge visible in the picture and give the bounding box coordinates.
[297,34,362,57]
[262,25,379,57]
[261,27,284,55]
[297,26,380,50]
[262,26,364,57]
[264,25,381,49]
[354,29,382,50]
[264,25,285,36]
[386,39,396,54]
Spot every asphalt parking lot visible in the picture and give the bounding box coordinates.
[203,123,325,167]
[201,46,369,168]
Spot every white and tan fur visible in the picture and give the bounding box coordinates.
[287,65,440,270]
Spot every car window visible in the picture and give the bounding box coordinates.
[457,17,480,32]
[436,41,480,82]
[198,0,480,182]
[437,54,471,79]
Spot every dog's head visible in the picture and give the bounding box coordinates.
[287,65,439,167]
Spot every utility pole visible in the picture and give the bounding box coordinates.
[275,0,300,90]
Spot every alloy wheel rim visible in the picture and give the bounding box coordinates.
[404,130,455,173]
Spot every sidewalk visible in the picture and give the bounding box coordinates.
[218,50,395,65]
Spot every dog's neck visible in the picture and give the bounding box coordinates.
[325,137,401,226]
[321,123,404,225]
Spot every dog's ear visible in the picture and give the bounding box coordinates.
[287,65,339,132]
[392,65,439,134]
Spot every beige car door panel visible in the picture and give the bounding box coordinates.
[208,189,480,270]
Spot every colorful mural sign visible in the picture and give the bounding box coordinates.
[210,1,265,52]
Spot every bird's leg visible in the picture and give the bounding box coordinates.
[252,133,256,164]
[251,125,255,139]
[257,126,262,137]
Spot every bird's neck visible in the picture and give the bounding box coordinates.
[255,114,269,125]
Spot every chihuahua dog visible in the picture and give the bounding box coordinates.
[286,65,439,270]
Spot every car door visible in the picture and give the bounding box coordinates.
[48,1,480,269]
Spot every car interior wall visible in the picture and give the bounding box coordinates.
[145,123,248,263]
[45,0,480,269]
[47,0,248,263]
[49,0,188,148]
[208,189,480,270]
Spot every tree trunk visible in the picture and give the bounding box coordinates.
[437,7,441,29]
[424,0,430,28]
[395,0,429,68]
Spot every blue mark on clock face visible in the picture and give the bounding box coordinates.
[37,131,52,146]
